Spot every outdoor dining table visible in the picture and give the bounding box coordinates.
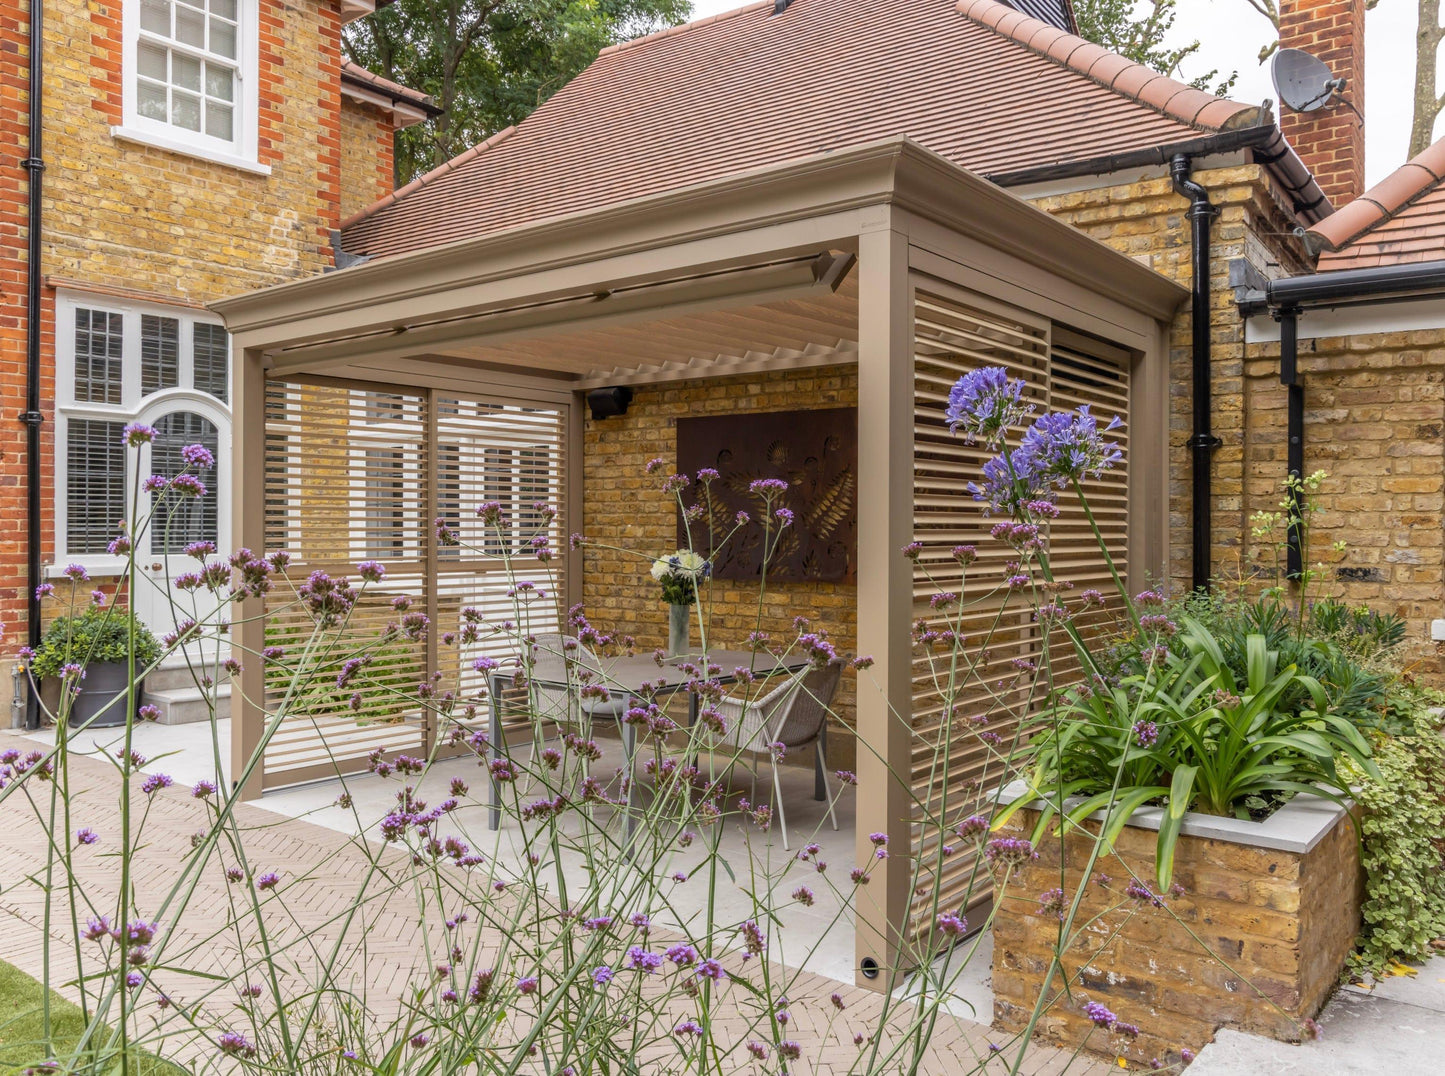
[485,650,810,831]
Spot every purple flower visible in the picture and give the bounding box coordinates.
[217,1032,256,1058]
[356,560,386,582]
[256,871,280,891]
[409,1033,429,1048]
[192,780,217,799]
[627,946,662,973]
[1020,406,1123,489]
[180,443,215,470]
[748,478,789,500]
[945,366,1032,446]
[983,836,1037,868]
[76,827,99,846]
[695,958,727,981]
[83,916,111,941]
[665,943,698,967]
[1132,721,1159,748]
[140,774,173,795]
[125,971,143,988]
[673,1020,704,1039]
[62,564,90,582]
[1037,887,1067,920]
[936,912,968,936]
[516,975,539,995]
[774,507,794,527]
[1083,1000,1116,1029]
[968,445,1049,517]
[591,965,614,986]
[123,422,157,446]
[34,583,53,600]
[108,534,132,555]
[138,704,161,721]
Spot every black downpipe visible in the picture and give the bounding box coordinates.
[1170,155,1222,593]
[21,0,45,728]
[1276,306,1304,579]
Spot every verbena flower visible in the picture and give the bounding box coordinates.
[1083,1000,1116,1029]
[180,443,215,470]
[76,827,98,846]
[123,422,157,446]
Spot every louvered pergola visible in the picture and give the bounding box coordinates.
[212,137,1183,987]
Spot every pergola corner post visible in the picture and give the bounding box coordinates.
[231,345,267,800]
[853,222,916,988]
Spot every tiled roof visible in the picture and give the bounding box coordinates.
[1003,0,1075,33]
[340,60,442,116]
[339,0,1262,259]
[1310,138,1445,270]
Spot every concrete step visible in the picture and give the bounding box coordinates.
[142,683,231,726]
[144,660,228,695]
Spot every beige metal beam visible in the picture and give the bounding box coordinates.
[231,347,268,800]
[852,221,917,990]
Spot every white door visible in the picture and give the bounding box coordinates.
[133,398,232,650]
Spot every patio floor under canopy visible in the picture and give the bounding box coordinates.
[213,137,1184,987]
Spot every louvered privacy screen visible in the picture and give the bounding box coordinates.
[910,285,1130,941]
[260,379,567,790]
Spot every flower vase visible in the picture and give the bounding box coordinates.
[668,603,691,657]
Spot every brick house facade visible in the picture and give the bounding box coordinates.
[0,0,434,707]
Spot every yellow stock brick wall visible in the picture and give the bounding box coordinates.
[1244,330,1445,675]
[582,366,859,769]
[44,0,343,301]
[1029,164,1312,601]
[340,99,394,221]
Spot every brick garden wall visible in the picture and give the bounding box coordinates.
[992,804,1363,1065]
[582,365,859,769]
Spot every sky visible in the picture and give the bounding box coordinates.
[684,1,1423,188]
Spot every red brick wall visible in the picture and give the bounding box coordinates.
[1279,0,1365,208]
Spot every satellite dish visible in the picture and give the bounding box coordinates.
[1272,48,1347,113]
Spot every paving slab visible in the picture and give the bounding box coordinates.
[1189,962,1445,1076]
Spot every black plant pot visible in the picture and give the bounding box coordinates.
[68,662,145,728]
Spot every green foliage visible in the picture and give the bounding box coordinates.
[343,0,690,184]
[1005,616,1381,888]
[29,606,162,681]
[1074,0,1237,95]
[1310,597,1409,656]
[0,959,181,1073]
[1347,726,1445,977]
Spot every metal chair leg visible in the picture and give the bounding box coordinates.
[816,739,839,832]
[771,757,789,851]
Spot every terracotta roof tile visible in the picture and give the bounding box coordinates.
[340,0,1260,259]
[1311,136,1445,269]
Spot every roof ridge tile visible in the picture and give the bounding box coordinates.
[1308,136,1445,254]
[956,0,1256,132]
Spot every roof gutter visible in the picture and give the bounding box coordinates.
[1236,258,1445,315]
[987,123,1331,224]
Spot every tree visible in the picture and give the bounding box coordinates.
[1074,0,1238,95]
[344,0,689,186]
[1413,1,1445,156]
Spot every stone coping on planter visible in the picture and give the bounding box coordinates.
[995,780,1351,855]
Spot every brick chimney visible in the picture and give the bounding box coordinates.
[1278,0,1365,208]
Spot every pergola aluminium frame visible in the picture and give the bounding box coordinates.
[212,136,1185,986]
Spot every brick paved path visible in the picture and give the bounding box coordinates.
[0,733,1106,1074]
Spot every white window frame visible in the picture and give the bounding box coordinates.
[114,0,267,174]
[54,291,233,574]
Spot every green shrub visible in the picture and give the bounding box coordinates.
[1348,724,1445,977]
[29,606,161,681]
[1004,616,1381,887]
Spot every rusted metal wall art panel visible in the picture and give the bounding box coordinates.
[676,408,857,583]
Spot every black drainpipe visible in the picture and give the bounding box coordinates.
[21,0,45,727]
[1275,305,1304,579]
[1170,155,1222,593]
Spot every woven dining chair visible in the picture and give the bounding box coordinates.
[713,662,841,849]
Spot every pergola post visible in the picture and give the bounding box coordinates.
[853,221,916,987]
[230,345,267,800]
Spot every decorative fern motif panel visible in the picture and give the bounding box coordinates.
[675,407,857,583]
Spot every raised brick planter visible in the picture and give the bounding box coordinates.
[990,788,1362,1066]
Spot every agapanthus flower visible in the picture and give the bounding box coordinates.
[1019,405,1123,487]
[968,445,1049,517]
[945,366,1032,446]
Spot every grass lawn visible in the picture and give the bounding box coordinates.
[0,960,182,1073]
